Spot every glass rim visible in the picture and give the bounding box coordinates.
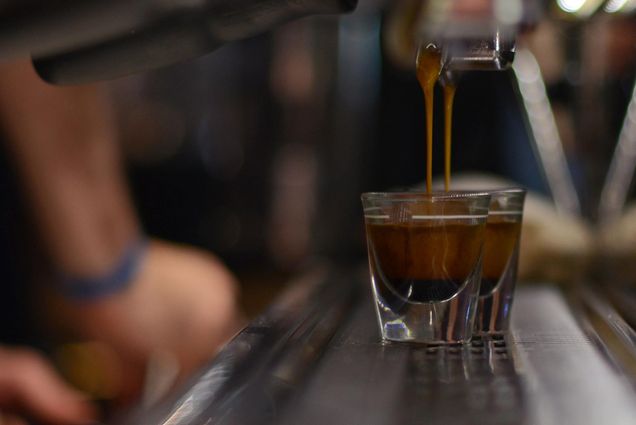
[486,187,527,196]
[361,190,491,202]
[487,188,526,214]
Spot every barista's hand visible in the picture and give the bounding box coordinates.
[60,240,243,403]
[0,347,96,425]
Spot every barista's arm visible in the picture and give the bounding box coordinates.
[0,61,241,403]
[0,61,138,279]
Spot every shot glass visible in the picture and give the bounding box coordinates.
[475,188,526,334]
[362,191,491,343]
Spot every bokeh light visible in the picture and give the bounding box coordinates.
[556,0,587,13]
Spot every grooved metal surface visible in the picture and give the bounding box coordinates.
[118,277,636,425]
[512,287,636,425]
[278,305,527,425]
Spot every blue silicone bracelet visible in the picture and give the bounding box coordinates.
[58,237,148,301]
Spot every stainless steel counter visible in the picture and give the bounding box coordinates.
[118,269,636,425]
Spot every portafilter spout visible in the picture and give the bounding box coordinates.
[415,0,527,73]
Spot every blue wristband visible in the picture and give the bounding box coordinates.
[58,237,148,301]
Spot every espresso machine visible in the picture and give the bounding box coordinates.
[3,1,636,424]
[0,0,357,83]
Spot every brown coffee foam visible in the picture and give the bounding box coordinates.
[367,222,485,281]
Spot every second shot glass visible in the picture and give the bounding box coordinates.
[475,188,526,335]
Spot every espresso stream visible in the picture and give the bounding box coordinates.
[416,44,456,193]
[416,45,441,194]
[443,82,457,191]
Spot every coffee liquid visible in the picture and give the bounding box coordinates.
[367,221,485,303]
[416,45,441,194]
[416,45,457,193]
[443,83,456,192]
[481,218,522,295]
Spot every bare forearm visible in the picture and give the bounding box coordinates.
[0,61,139,277]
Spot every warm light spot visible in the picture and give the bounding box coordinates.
[556,0,586,13]
[604,0,629,12]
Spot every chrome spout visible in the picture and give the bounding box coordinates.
[415,0,523,73]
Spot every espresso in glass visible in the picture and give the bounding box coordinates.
[363,192,490,343]
[481,219,523,295]
[367,221,483,304]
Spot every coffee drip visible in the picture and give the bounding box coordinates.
[416,44,457,193]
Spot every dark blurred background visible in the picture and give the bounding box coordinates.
[110,15,519,273]
[108,0,633,281]
[2,0,635,330]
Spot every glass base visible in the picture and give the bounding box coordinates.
[372,266,481,344]
[475,252,519,334]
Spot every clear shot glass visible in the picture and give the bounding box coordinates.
[362,191,491,344]
[475,188,526,335]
